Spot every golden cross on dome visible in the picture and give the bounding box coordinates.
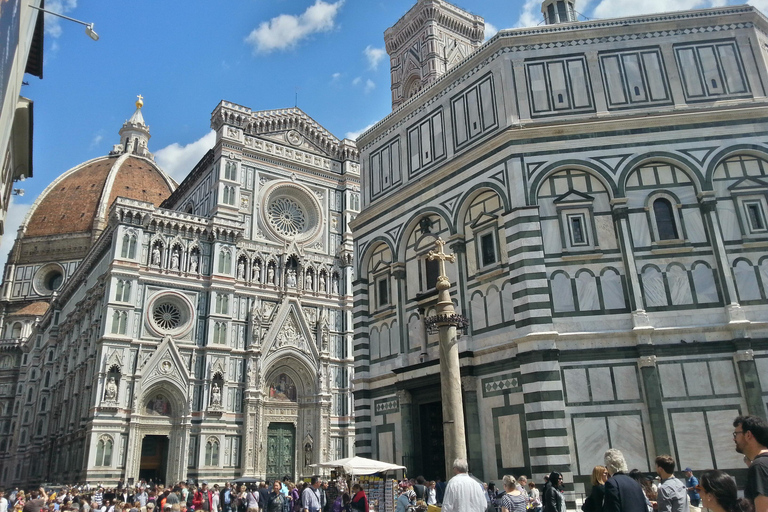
[428,237,455,279]
[136,94,144,109]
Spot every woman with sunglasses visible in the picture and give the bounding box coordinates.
[697,470,753,512]
[543,473,565,512]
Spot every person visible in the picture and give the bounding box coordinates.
[499,475,526,512]
[211,486,220,512]
[394,489,415,512]
[426,482,436,506]
[683,469,700,508]
[348,485,367,512]
[301,478,321,512]
[194,484,212,512]
[734,415,768,512]
[244,487,258,512]
[220,484,232,512]
[654,455,688,512]
[265,483,283,512]
[413,477,428,501]
[603,448,649,512]
[543,472,565,512]
[23,489,48,512]
[698,470,754,512]
[441,458,487,512]
[581,466,608,512]
[1,489,8,512]
[257,484,269,512]
[628,470,654,512]
[527,482,541,512]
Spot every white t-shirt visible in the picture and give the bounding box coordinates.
[441,473,487,512]
[1,496,9,512]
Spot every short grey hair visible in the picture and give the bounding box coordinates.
[502,475,517,490]
[453,458,469,473]
[604,448,628,475]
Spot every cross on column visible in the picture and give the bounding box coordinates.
[427,237,455,279]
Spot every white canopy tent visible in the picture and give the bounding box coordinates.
[311,456,406,475]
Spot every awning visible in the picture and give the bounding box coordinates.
[311,456,406,476]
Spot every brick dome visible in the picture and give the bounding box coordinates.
[23,154,176,238]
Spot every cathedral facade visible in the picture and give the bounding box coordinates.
[0,98,358,485]
[352,0,768,494]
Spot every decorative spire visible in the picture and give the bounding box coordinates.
[111,95,153,160]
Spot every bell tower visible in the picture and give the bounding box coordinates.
[385,0,485,110]
[541,0,577,24]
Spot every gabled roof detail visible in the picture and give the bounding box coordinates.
[554,189,595,204]
[728,177,768,191]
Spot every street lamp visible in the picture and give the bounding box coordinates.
[28,4,99,41]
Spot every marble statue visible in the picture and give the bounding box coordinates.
[211,383,221,406]
[189,253,199,273]
[268,265,275,284]
[332,275,339,294]
[171,249,180,270]
[151,246,161,266]
[305,272,313,291]
[237,260,245,279]
[252,262,260,282]
[287,269,297,287]
[319,274,326,292]
[104,377,118,400]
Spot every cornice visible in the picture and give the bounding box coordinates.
[384,0,484,53]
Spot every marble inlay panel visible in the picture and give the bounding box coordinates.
[564,368,590,403]
[576,273,600,311]
[471,294,487,329]
[601,271,627,310]
[668,267,693,305]
[709,360,738,395]
[734,261,761,301]
[760,262,768,296]
[502,285,514,323]
[595,215,618,250]
[682,208,706,244]
[407,315,424,351]
[378,430,394,464]
[756,357,768,392]
[692,264,719,303]
[589,367,615,401]
[609,414,648,471]
[630,212,651,247]
[573,416,609,475]
[708,409,746,469]
[672,411,714,470]
[658,363,687,397]
[542,219,561,254]
[717,202,740,242]
[498,414,524,468]
[487,288,503,326]
[614,366,641,401]
[552,274,575,312]
[642,267,668,307]
[683,361,713,396]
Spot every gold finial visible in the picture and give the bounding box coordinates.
[136,94,144,109]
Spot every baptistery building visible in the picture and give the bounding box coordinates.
[0,98,358,486]
[352,0,768,495]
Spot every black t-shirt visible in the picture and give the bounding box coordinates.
[413,485,426,500]
[746,453,768,502]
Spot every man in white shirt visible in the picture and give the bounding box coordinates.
[441,458,487,512]
[0,488,8,512]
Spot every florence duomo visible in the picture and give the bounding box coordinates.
[2,0,768,504]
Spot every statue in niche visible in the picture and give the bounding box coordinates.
[237,260,246,280]
[151,245,161,266]
[146,394,171,416]
[287,269,297,288]
[211,383,222,406]
[170,248,180,270]
[319,274,326,292]
[104,377,118,401]
[304,442,312,467]
[332,275,339,294]
[305,272,313,291]
[268,373,297,402]
[252,262,261,282]
[267,265,275,284]
[189,252,199,273]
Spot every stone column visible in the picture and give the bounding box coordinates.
[611,199,645,316]
[638,353,671,455]
[427,238,467,478]
[461,376,484,481]
[396,389,416,472]
[734,343,767,419]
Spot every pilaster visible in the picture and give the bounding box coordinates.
[733,340,767,419]
[461,375,484,481]
[637,352,671,455]
[396,389,416,472]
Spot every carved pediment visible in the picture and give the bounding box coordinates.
[554,189,595,205]
[262,299,320,364]
[136,336,190,393]
[728,177,768,191]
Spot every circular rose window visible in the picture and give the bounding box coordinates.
[261,182,322,243]
[146,292,194,338]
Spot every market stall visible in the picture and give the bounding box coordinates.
[312,456,406,512]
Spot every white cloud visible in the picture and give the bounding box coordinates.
[331,72,341,81]
[591,0,722,18]
[0,198,33,274]
[89,134,103,149]
[484,22,499,40]
[364,45,386,70]
[345,122,376,140]
[748,0,768,13]
[155,131,216,182]
[364,79,375,93]
[516,0,542,27]
[245,0,345,53]
[44,0,77,38]
[352,76,362,86]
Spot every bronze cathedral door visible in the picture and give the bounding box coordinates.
[266,423,295,481]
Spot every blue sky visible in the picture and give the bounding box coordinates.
[3,0,766,268]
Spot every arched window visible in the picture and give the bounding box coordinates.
[26,388,33,403]
[218,250,232,274]
[11,322,22,339]
[205,438,220,466]
[43,372,50,388]
[653,198,679,240]
[121,234,137,259]
[40,397,46,411]
[95,437,113,466]
[111,311,127,335]
[215,294,229,315]
[115,280,131,302]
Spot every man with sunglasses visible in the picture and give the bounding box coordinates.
[733,415,768,512]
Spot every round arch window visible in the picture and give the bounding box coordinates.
[261,182,322,243]
[32,263,66,296]
[146,292,195,338]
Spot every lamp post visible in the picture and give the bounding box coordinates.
[425,237,469,478]
[29,4,99,41]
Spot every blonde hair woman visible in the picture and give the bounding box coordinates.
[582,465,609,512]
[500,475,527,512]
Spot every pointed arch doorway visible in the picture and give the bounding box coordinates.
[139,435,169,483]
[266,422,295,481]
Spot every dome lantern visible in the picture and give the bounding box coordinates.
[112,94,153,159]
[541,0,577,24]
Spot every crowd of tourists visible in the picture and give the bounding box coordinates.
[2,414,767,512]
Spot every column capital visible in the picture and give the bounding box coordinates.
[392,262,407,280]
[460,375,478,392]
[638,355,657,368]
[448,238,466,254]
[396,389,412,405]
[735,349,755,362]
[611,199,629,221]
[698,196,718,214]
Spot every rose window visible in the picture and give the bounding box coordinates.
[268,197,307,237]
[153,303,181,330]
